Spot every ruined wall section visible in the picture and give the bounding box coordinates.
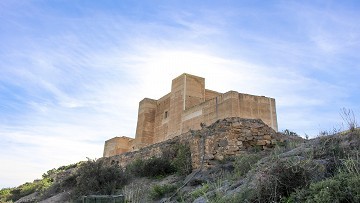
[104,118,286,169]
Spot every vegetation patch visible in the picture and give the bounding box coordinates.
[72,159,129,198]
[126,156,175,178]
[171,144,192,175]
[233,153,261,177]
[149,184,177,200]
[0,177,53,202]
[289,156,360,203]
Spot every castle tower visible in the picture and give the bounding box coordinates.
[133,98,157,149]
[167,74,205,139]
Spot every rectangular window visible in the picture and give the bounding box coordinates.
[164,111,168,119]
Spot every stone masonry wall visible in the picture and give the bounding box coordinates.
[103,117,286,169]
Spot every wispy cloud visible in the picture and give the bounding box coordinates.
[1,0,359,188]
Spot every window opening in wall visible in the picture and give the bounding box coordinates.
[164,111,168,119]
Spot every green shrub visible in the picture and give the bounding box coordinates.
[291,156,360,202]
[3,178,53,202]
[42,162,81,179]
[126,156,175,178]
[291,172,360,202]
[125,158,145,177]
[234,153,261,177]
[0,188,13,202]
[57,162,81,171]
[214,187,256,203]
[72,159,129,198]
[190,183,209,200]
[149,184,177,200]
[142,157,175,178]
[254,159,313,203]
[125,144,191,178]
[171,144,192,175]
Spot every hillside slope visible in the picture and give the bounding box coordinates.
[1,123,359,203]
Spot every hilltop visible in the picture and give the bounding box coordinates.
[1,118,359,203]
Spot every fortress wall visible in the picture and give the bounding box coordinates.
[153,94,171,143]
[205,89,221,101]
[181,102,207,133]
[237,94,278,131]
[181,91,241,134]
[216,91,239,118]
[180,91,278,135]
[184,75,205,110]
[103,137,134,157]
[167,75,186,139]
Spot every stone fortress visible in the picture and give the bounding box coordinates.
[103,73,278,157]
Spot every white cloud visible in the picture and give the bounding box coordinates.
[1,0,360,189]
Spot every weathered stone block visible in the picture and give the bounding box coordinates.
[204,154,215,160]
[218,139,228,147]
[227,146,240,152]
[263,135,272,140]
[238,136,246,141]
[256,140,267,146]
[214,154,224,160]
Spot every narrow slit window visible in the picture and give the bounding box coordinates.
[164,111,168,119]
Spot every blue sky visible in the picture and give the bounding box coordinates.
[1,0,360,188]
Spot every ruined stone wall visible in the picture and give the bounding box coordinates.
[104,118,285,169]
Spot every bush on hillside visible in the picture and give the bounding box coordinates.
[0,188,13,202]
[142,157,176,177]
[2,178,53,202]
[255,159,312,202]
[289,156,360,203]
[125,144,192,178]
[124,158,145,177]
[171,144,192,175]
[126,156,175,178]
[149,184,177,200]
[72,159,129,198]
[234,153,261,177]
